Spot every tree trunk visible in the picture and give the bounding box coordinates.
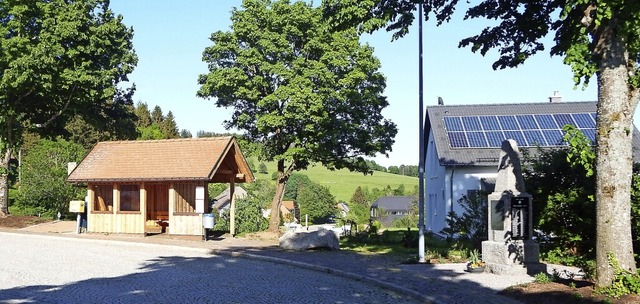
[267,159,287,233]
[0,148,12,217]
[594,26,638,288]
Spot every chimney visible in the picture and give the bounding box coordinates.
[549,91,562,103]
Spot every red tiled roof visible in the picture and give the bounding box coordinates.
[67,137,254,183]
[282,200,296,210]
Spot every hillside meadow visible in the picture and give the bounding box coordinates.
[248,159,418,202]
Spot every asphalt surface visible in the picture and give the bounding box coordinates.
[0,221,575,303]
[0,232,417,304]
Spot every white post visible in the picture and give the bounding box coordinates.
[230,180,236,236]
[305,214,308,230]
[76,213,81,234]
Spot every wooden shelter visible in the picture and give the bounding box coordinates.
[67,137,254,236]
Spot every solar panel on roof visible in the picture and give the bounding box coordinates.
[447,132,467,147]
[479,116,500,130]
[553,113,575,127]
[572,113,595,128]
[504,131,525,146]
[442,112,596,149]
[516,115,538,130]
[522,130,546,146]
[534,114,557,129]
[467,132,488,147]
[498,115,518,130]
[462,116,482,131]
[444,117,463,131]
[542,129,564,145]
[581,129,596,142]
[484,131,504,147]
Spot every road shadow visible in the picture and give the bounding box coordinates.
[0,251,416,303]
[215,246,530,303]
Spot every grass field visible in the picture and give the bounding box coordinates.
[248,159,418,202]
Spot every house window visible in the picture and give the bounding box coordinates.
[93,185,113,211]
[174,183,196,213]
[120,184,140,211]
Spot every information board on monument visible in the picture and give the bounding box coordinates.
[511,196,529,240]
[491,199,504,231]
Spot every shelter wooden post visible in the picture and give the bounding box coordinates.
[230,179,236,236]
[113,184,120,233]
[140,183,147,225]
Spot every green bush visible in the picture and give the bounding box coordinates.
[14,138,86,218]
[213,196,269,234]
[597,253,640,298]
[258,162,268,174]
[534,272,553,284]
[441,193,488,251]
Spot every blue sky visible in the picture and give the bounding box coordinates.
[109,1,617,168]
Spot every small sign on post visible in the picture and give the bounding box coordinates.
[69,200,85,234]
[69,200,85,213]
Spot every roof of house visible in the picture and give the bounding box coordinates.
[371,196,415,211]
[212,186,248,210]
[425,101,640,166]
[336,202,350,213]
[67,137,254,183]
[281,201,297,211]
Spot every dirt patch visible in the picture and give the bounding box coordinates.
[500,279,640,304]
[244,231,280,241]
[0,215,52,229]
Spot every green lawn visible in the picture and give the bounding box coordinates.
[248,159,418,202]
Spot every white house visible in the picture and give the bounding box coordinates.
[423,98,640,234]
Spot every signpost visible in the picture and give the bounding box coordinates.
[69,200,85,234]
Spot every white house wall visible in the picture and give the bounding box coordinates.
[425,131,499,233]
[425,131,446,233]
[449,167,496,213]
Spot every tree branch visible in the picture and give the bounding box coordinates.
[41,85,77,128]
[13,87,35,104]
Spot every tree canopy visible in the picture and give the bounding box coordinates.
[197,0,397,232]
[0,0,137,216]
[323,0,640,288]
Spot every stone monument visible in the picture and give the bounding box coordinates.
[482,139,545,275]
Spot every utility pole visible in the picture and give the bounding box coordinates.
[417,2,426,263]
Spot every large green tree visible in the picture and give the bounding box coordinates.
[324,0,640,287]
[161,111,179,139]
[0,0,137,216]
[197,0,397,233]
[297,182,337,224]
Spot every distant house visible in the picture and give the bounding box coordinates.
[370,196,415,227]
[336,202,349,218]
[212,186,248,214]
[280,200,300,223]
[423,99,640,234]
[67,137,254,236]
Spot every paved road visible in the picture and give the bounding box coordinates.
[0,232,418,304]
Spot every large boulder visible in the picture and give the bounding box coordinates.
[279,228,340,251]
